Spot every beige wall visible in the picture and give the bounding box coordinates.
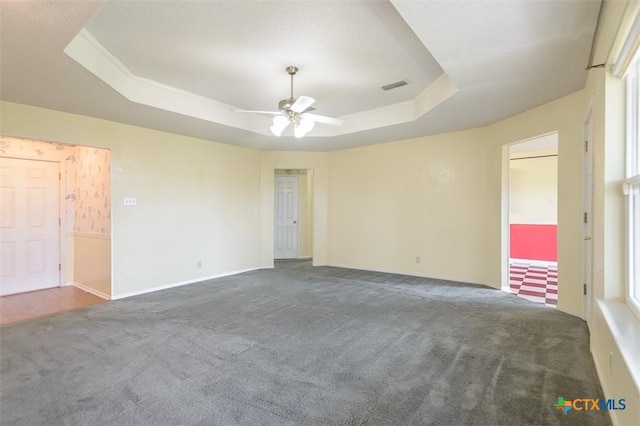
[1,101,262,298]
[509,155,558,225]
[327,90,585,313]
[74,234,111,297]
[487,92,586,314]
[0,88,585,310]
[304,170,313,258]
[328,127,496,285]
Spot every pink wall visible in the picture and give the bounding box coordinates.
[510,224,557,261]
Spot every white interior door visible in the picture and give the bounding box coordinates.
[274,175,298,259]
[0,157,60,296]
[583,108,594,323]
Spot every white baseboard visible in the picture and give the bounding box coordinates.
[111,267,264,300]
[509,258,557,267]
[72,282,110,300]
[555,304,582,318]
[327,263,493,288]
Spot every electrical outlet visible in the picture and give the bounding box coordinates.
[197,260,202,268]
[416,256,421,264]
[123,197,137,206]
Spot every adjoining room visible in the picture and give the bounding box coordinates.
[507,133,559,307]
[0,136,111,324]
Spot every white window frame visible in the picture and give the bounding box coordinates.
[625,60,640,320]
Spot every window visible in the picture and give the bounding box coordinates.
[626,59,640,318]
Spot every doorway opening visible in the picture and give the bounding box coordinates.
[274,169,313,260]
[503,133,558,307]
[0,136,112,304]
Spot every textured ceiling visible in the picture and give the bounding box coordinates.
[0,0,601,151]
[85,1,444,117]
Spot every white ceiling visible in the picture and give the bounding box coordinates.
[0,0,601,151]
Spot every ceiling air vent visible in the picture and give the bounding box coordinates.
[381,80,408,91]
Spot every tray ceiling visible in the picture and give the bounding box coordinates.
[0,0,601,151]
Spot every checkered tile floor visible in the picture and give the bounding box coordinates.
[509,262,557,306]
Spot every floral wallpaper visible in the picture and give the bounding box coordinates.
[74,146,111,236]
[0,135,75,161]
[0,136,111,237]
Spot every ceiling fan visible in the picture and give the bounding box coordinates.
[236,66,342,138]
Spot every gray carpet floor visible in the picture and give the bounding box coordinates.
[1,260,609,425]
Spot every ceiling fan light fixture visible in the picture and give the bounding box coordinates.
[273,115,289,127]
[237,66,340,138]
[271,115,289,136]
[279,98,294,112]
[270,124,285,137]
[300,116,315,132]
[294,116,315,138]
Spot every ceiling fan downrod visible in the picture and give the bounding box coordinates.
[286,66,298,100]
[279,66,299,112]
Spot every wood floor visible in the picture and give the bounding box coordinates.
[0,286,106,325]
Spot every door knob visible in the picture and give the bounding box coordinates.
[584,236,591,240]
[293,220,297,224]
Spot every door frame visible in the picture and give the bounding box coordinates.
[274,174,300,259]
[582,100,595,325]
[501,145,511,291]
[501,132,559,294]
[269,168,316,263]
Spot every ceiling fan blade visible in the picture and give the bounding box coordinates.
[290,96,315,113]
[304,113,343,126]
[235,109,282,115]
